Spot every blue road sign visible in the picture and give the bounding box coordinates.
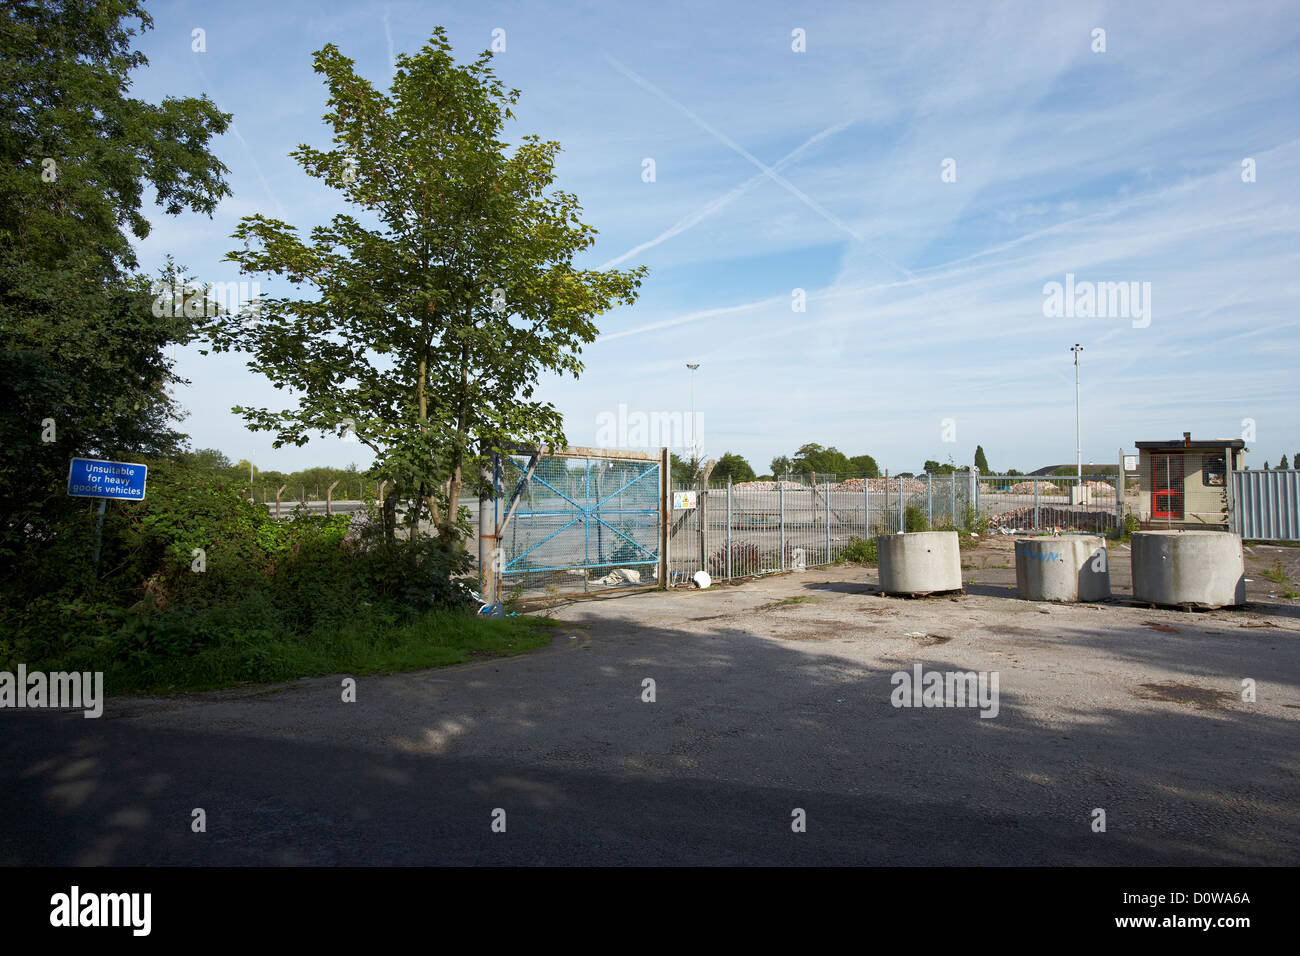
[67,458,148,501]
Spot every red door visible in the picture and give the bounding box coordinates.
[1152,454,1184,519]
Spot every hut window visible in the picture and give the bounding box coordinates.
[1202,453,1226,487]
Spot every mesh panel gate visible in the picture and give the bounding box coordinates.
[499,451,662,596]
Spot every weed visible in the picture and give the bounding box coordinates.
[1261,561,1289,584]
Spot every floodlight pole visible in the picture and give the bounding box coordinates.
[686,363,700,467]
[1071,344,1084,482]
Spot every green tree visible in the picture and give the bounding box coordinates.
[0,0,231,572]
[783,442,851,478]
[206,30,646,544]
[770,455,792,477]
[974,445,989,473]
[183,448,234,472]
[848,454,880,478]
[1280,455,1289,470]
[713,452,756,484]
[1293,453,1299,470]
[670,452,702,485]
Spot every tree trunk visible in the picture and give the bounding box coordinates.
[382,485,400,545]
[444,466,463,544]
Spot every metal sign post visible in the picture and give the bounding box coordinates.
[67,457,148,590]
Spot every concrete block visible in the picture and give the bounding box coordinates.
[1131,530,1245,609]
[1015,535,1110,602]
[876,531,962,596]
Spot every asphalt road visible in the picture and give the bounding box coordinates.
[3,549,1298,866]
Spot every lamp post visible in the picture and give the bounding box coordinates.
[686,363,700,468]
[1070,344,1084,482]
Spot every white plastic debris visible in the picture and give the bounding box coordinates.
[790,548,807,571]
[693,570,712,589]
[595,567,641,586]
[905,631,927,639]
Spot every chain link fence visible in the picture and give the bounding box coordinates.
[667,471,1125,586]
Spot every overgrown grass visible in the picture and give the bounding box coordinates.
[35,607,561,695]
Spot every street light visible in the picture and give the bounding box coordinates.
[1070,344,1084,482]
[686,363,700,466]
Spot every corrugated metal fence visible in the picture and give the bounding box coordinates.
[1232,469,1300,541]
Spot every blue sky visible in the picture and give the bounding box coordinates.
[130,0,1300,475]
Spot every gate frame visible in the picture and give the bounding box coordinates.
[481,445,669,602]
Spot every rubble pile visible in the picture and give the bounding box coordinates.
[985,506,1114,532]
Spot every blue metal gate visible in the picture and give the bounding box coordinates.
[499,451,662,594]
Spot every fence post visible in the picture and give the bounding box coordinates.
[864,476,870,538]
[950,473,955,526]
[726,478,733,580]
[697,476,705,574]
[898,476,904,533]
[275,484,286,519]
[973,467,979,514]
[659,446,670,588]
[478,457,497,607]
[1033,478,1040,530]
[1116,448,1124,531]
[884,469,890,532]
[824,479,831,563]
[927,473,932,527]
[779,481,786,571]
[326,480,340,516]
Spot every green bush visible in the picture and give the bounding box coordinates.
[838,536,878,565]
[905,505,929,532]
[0,457,482,685]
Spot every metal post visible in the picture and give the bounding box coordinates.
[1072,344,1084,483]
[478,456,497,607]
[950,472,955,527]
[698,475,707,575]
[1033,477,1040,530]
[1116,447,1124,532]
[90,498,106,590]
[276,484,286,519]
[884,469,890,532]
[864,476,870,537]
[659,447,670,588]
[927,473,933,527]
[726,478,733,579]
[779,481,785,570]
[326,480,340,516]
[824,479,831,563]
[898,476,904,533]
